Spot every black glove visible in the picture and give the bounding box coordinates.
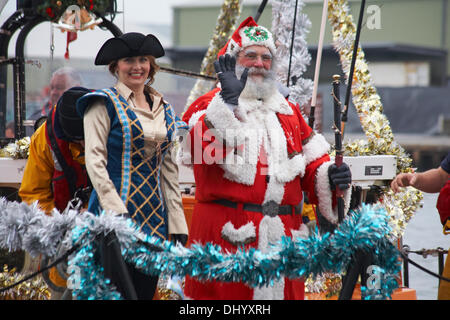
[213,54,249,105]
[170,234,188,247]
[328,163,352,191]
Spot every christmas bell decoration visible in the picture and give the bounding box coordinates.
[54,4,103,32]
[52,4,103,59]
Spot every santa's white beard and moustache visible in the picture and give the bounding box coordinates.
[235,63,278,103]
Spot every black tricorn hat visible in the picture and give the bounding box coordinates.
[54,86,91,141]
[94,32,165,65]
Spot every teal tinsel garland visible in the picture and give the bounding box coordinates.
[68,226,122,300]
[67,203,401,300]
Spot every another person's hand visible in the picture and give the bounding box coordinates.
[328,163,352,191]
[213,54,248,106]
[170,234,188,246]
[390,172,417,193]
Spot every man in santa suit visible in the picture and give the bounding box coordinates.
[181,17,352,300]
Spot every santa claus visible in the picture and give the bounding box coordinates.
[181,16,352,300]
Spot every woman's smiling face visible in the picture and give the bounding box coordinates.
[116,55,151,89]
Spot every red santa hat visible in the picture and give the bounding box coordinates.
[218,16,276,57]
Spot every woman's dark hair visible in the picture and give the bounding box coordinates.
[108,55,160,85]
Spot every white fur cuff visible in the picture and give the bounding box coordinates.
[188,110,206,129]
[315,161,352,225]
[302,133,331,166]
[273,153,306,183]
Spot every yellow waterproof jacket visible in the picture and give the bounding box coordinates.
[18,123,85,215]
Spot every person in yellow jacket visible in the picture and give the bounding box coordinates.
[19,87,91,299]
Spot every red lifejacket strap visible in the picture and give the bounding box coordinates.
[45,107,88,211]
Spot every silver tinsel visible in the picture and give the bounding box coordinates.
[271,0,314,108]
[0,197,138,259]
[0,198,400,300]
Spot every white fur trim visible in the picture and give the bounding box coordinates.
[315,161,352,225]
[221,153,258,185]
[342,182,352,217]
[220,119,263,185]
[253,215,285,300]
[315,161,337,224]
[188,110,206,129]
[226,38,241,56]
[291,223,310,240]
[205,91,300,196]
[236,90,292,116]
[258,217,285,257]
[302,133,331,166]
[221,221,256,246]
[273,153,306,183]
[205,93,247,147]
[263,175,285,204]
[261,112,291,203]
[225,26,276,57]
[263,90,292,115]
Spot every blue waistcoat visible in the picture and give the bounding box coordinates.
[77,87,187,239]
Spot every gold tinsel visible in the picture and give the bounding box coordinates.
[183,0,243,111]
[155,276,183,300]
[327,0,423,238]
[0,137,30,159]
[305,273,342,299]
[0,265,50,300]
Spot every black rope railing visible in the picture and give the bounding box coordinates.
[401,246,450,287]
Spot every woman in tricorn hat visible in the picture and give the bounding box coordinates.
[76,32,188,300]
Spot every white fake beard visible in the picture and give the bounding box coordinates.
[235,64,277,102]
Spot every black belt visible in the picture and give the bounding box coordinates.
[212,199,302,217]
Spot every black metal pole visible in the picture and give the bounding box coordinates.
[332,74,345,223]
[403,247,410,287]
[308,106,316,128]
[14,15,46,139]
[253,0,268,23]
[159,66,217,81]
[98,15,123,37]
[341,0,366,138]
[439,248,444,287]
[339,248,376,300]
[287,0,299,88]
[12,58,25,138]
[0,10,28,139]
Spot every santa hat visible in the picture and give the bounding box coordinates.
[218,16,276,57]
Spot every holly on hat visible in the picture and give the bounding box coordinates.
[218,16,276,57]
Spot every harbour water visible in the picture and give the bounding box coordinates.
[402,192,449,300]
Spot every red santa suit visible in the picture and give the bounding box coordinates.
[181,17,351,300]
